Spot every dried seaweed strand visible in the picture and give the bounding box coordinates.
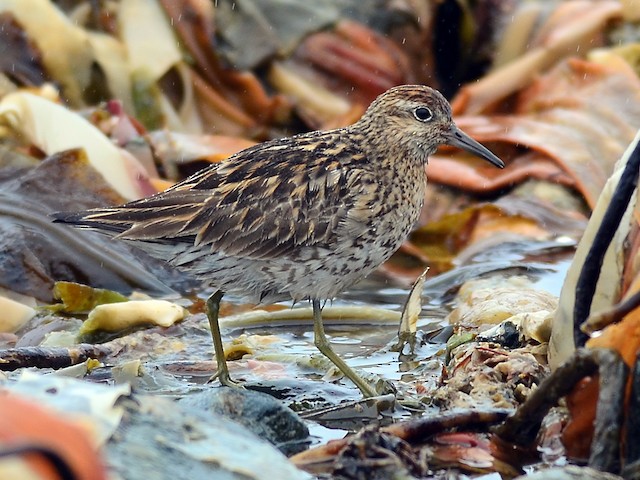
[495,349,626,454]
[623,353,640,475]
[582,288,640,333]
[573,140,640,347]
[590,348,627,474]
[383,409,512,442]
[0,344,113,371]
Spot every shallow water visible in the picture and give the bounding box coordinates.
[213,239,574,442]
[102,238,573,445]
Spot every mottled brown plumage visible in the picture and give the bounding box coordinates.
[54,85,504,396]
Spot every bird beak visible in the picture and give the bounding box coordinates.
[445,125,505,168]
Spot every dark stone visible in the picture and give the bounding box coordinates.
[179,388,310,456]
[477,321,521,349]
[107,395,308,480]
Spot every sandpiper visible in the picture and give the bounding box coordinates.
[54,85,504,397]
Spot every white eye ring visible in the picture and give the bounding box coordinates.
[413,107,433,122]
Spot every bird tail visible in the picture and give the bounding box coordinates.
[51,209,130,235]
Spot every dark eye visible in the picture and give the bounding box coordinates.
[413,107,433,122]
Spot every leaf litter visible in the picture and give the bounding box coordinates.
[1,1,640,479]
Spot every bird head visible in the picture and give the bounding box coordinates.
[359,85,504,168]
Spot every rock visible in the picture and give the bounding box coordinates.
[180,387,309,455]
[109,395,310,480]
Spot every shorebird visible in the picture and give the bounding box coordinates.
[54,85,504,397]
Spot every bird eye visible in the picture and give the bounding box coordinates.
[413,107,433,122]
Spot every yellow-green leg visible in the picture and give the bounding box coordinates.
[207,290,242,387]
[312,299,377,398]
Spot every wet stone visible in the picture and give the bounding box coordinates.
[108,395,310,480]
[179,387,310,455]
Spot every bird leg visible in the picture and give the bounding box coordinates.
[206,290,242,387]
[312,299,378,398]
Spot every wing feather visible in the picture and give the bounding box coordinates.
[58,130,376,260]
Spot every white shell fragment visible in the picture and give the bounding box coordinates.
[0,92,148,200]
[398,267,429,336]
[448,276,557,343]
[0,295,36,333]
[219,306,401,328]
[518,310,554,344]
[80,300,186,335]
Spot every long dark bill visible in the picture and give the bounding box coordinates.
[446,125,504,168]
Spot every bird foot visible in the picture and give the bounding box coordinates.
[207,368,244,388]
[352,376,396,398]
[376,379,397,397]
